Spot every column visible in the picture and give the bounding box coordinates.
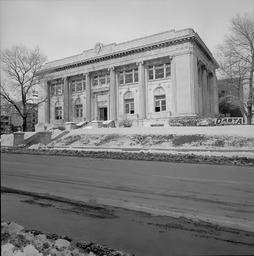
[202,66,208,116]
[109,67,117,120]
[63,76,69,122]
[208,72,214,116]
[137,61,146,119]
[85,73,91,122]
[45,81,50,124]
[191,54,199,114]
[212,73,219,115]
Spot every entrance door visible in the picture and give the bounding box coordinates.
[99,108,107,121]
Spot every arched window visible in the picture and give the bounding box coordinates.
[75,98,83,118]
[123,91,134,114]
[154,87,166,112]
[55,102,62,120]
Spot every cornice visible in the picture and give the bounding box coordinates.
[39,30,218,76]
[40,36,196,75]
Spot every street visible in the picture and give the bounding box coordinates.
[1,153,254,232]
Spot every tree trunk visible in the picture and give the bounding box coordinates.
[247,105,252,125]
[22,116,27,132]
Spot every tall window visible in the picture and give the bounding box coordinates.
[55,106,62,120]
[119,69,138,85]
[155,95,166,112]
[149,63,171,80]
[75,104,83,118]
[123,91,134,114]
[125,99,134,114]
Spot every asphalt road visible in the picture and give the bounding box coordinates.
[1,153,254,232]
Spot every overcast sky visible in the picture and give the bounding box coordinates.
[0,0,253,63]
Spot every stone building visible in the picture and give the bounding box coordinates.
[37,28,219,128]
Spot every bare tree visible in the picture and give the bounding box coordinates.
[216,13,254,124]
[0,45,47,131]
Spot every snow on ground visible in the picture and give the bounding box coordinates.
[68,125,254,137]
[51,129,65,139]
[0,134,14,146]
[1,126,254,158]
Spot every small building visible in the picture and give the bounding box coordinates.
[37,28,219,128]
[0,101,38,132]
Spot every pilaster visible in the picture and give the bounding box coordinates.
[137,61,146,119]
[109,67,116,120]
[171,57,177,115]
[85,73,91,122]
[63,76,69,122]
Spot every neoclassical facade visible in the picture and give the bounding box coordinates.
[37,28,219,128]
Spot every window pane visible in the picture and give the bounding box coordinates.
[71,81,75,93]
[99,75,106,85]
[155,100,160,107]
[51,85,56,96]
[56,84,62,95]
[125,103,130,114]
[93,77,98,86]
[82,79,86,90]
[55,107,62,120]
[155,106,160,112]
[155,65,164,79]
[148,67,153,80]
[130,102,134,114]
[106,75,110,84]
[165,63,171,77]
[125,71,133,84]
[119,73,124,85]
[134,69,138,82]
[76,80,82,91]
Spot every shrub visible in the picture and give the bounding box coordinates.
[119,116,133,127]
[172,135,206,147]
[169,117,215,127]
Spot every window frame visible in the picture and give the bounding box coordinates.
[124,98,135,114]
[55,106,63,120]
[119,69,139,85]
[93,74,110,86]
[75,104,83,118]
[154,95,166,112]
[148,62,171,81]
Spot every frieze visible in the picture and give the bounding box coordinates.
[42,42,193,77]
[44,44,214,81]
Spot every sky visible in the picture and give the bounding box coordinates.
[0,0,253,63]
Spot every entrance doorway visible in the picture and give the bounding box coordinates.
[99,108,107,121]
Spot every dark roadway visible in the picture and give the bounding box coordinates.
[1,153,254,232]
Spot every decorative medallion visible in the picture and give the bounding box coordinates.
[94,42,103,54]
